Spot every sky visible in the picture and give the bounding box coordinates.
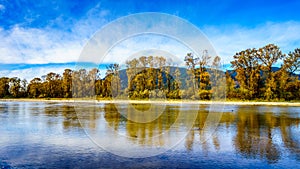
[1,0,300,80]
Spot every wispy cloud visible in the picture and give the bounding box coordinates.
[203,21,300,62]
[0,64,70,80]
[0,3,108,64]
[0,26,82,64]
[0,4,5,12]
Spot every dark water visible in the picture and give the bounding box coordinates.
[0,101,300,168]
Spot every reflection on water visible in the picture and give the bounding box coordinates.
[103,103,180,147]
[0,101,300,168]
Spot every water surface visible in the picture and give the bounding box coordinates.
[0,101,299,168]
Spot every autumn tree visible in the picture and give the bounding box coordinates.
[196,51,212,99]
[126,58,139,95]
[44,72,63,98]
[156,56,166,90]
[257,44,284,100]
[72,69,88,98]
[0,77,10,98]
[284,48,300,74]
[225,71,237,98]
[231,48,261,100]
[28,78,43,98]
[169,65,182,99]
[107,64,121,97]
[147,56,156,90]
[87,68,100,97]
[184,53,199,98]
[278,48,300,100]
[210,56,226,100]
[9,77,21,98]
[62,69,72,98]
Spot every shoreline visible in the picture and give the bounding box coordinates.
[0,98,300,106]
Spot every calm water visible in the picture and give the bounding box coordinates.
[0,101,300,168]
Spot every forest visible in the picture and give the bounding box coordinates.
[0,44,299,101]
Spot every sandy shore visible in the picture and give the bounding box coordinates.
[0,98,300,106]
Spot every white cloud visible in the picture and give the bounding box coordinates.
[0,26,83,64]
[78,13,217,67]
[0,26,80,64]
[0,66,67,80]
[102,34,191,66]
[203,21,300,63]
[0,4,5,12]
[0,3,109,65]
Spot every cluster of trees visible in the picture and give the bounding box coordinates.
[0,44,299,101]
[227,44,300,101]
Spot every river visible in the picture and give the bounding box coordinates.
[0,101,299,168]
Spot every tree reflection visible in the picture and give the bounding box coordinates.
[101,103,300,162]
[44,103,101,130]
[104,103,123,131]
[61,105,81,129]
[279,113,300,160]
[233,107,300,163]
[182,105,300,163]
[74,103,101,129]
[103,103,179,146]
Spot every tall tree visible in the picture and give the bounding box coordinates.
[45,72,63,98]
[28,78,43,98]
[284,48,300,74]
[257,44,284,100]
[9,77,21,98]
[62,69,73,98]
[0,77,10,98]
[147,56,156,90]
[109,64,121,97]
[279,48,300,100]
[19,79,28,97]
[184,53,199,98]
[198,50,211,91]
[231,48,261,99]
[126,58,139,93]
[172,66,182,99]
[156,56,166,90]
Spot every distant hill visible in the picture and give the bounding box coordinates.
[226,67,300,80]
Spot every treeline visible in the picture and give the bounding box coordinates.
[0,44,299,101]
[227,44,300,101]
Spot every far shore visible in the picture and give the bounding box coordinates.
[0,98,300,106]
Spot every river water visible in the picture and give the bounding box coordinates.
[0,101,299,168]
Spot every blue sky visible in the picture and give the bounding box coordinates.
[1,0,300,79]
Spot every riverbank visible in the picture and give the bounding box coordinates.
[0,98,300,106]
